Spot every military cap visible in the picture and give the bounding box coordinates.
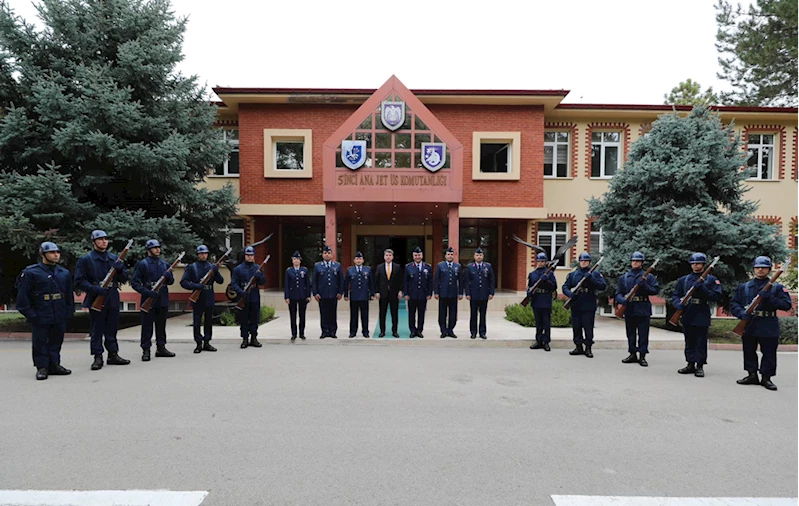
[40,241,61,254]
[446,246,455,253]
[413,246,422,253]
[475,247,483,254]
[292,250,302,259]
[145,239,161,250]
[244,246,255,255]
[91,230,108,241]
[196,245,210,254]
[753,256,772,268]
[536,252,549,261]
[322,244,332,253]
[578,252,591,261]
[354,251,363,258]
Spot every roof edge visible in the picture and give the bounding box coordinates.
[556,103,798,113]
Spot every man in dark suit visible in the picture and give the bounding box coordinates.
[374,248,402,338]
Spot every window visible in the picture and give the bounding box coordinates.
[537,222,568,266]
[591,132,621,178]
[264,129,313,178]
[223,219,245,258]
[213,129,239,176]
[590,222,604,254]
[747,134,775,180]
[472,132,521,180]
[458,223,498,265]
[275,141,305,171]
[480,143,510,173]
[544,131,569,177]
[124,302,137,312]
[652,304,666,317]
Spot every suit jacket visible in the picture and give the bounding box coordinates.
[374,262,403,297]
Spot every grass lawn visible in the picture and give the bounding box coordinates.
[0,311,188,333]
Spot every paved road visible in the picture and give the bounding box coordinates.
[1,342,795,505]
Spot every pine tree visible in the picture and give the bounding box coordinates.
[588,106,790,312]
[0,0,238,304]
[663,79,719,106]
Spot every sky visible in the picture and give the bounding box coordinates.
[9,0,748,104]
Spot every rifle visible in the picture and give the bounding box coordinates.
[141,252,185,313]
[234,255,271,310]
[189,247,233,304]
[614,258,660,318]
[520,235,578,307]
[667,256,720,326]
[563,256,605,310]
[732,256,792,337]
[90,239,134,312]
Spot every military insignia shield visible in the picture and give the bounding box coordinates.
[342,140,367,170]
[381,101,405,131]
[421,142,446,172]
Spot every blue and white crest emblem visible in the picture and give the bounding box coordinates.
[421,142,446,172]
[342,140,367,170]
[381,101,405,131]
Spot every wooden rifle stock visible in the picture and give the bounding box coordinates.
[522,261,558,308]
[141,252,185,313]
[614,258,660,318]
[563,256,604,310]
[90,239,134,312]
[732,257,791,337]
[667,256,720,327]
[189,248,233,304]
[234,255,271,310]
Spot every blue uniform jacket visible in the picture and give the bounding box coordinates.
[527,268,557,309]
[403,262,433,300]
[730,278,792,338]
[464,262,495,300]
[671,273,722,327]
[284,266,311,300]
[131,256,174,308]
[615,269,660,317]
[16,262,75,325]
[434,261,463,298]
[74,250,129,309]
[231,262,266,304]
[562,268,607,312]
[180,261,224,308]
[312,261,345,299]
[345,265,373,301]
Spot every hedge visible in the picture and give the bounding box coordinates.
[504,300,571,328]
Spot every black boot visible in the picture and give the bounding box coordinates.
[202,341,217,352]
[543,342,551,352]
[240,338,249,349]
[569,344,584,356]
[48,364,71,375]
[36,367,48,380]
[142,348,151,362]
[737,372,760,385]
[530,341,544,350]
[760,376,777,391]
[621,352,638,364]
[249,337,262,348]
[194,342,203,353]
[91,354,104,370]
[694,365,705,378]
[678,362,696,374]
[107,351,130,365]
[155,345,175,357]
[638,353,648,367]
[584,345,593,358]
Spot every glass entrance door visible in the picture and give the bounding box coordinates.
[357,235,424,268]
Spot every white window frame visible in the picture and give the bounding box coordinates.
[537,221,568,266]
[274,139,306,171]
[224,225,245,251]
[212,129,239,177]
[590,223,604,254]
[123,301,137,312]
[591,131,621,179]
[746,133,776,180]
[544,131,570,178]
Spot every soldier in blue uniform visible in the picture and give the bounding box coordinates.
[672,253,722,377]
[74,230,131,370]
[403,246,433,338]
[464,247,495,339]
[344,251,373,338]
[131,239,176,362]
[284,251,311,341]
[434,246,463,338]
[16,242,75,380]
[562,252,607,358]
[232,246,266,349]
[312,244,344,338]
[615,251,660,367]
[527,252,558,351]
[730,256,793,391]
[180,245,224,353]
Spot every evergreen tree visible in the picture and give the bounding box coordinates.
[663,79,719,106]
[588,106,789,312]
[0,0,238,304]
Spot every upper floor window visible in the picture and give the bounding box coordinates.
[213,129,239,176]
[480,142,511,173]
[747,134,775,180]
[544,131,569,178]
[472,132,521,181]
[264,129,313,179]
[591,131,620,178]
[276,141,305,171]
[590,222,604,254]
[537,222,568,266]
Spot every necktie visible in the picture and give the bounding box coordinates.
[448,262,452,269]
[358,267,361,274]
[387,263,391,280]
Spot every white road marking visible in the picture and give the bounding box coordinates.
[0,490,208,506]
[551,497,797,506]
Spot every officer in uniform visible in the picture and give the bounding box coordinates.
[527,252,558,351]
[232,246,266,349]
[672,253,722,377]
[730,256,793,391]
[464,247,495,339]
[180,245,224,353]
[284,251,311,340]
[562,252,606,358]
[312,245,344,338]
[74,230,130,370]
[403,246,433,338]
[344,251,373,338]
[131,239,176,361]
[615,251,660,367]
[16,242,75,380]
[434,246,463,338]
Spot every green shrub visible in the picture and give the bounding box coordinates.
[779,316,797,344]
[260,305,275,323]
[219,310,237,326]
[505,300,571,328]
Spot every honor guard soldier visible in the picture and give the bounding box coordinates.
[403,246,433,338]
[180,245,224,353]
[434,246,463,338]
[464,247,495,339]
[232,246,266,349]
[615,251,660,367]
[730,256,793,391]
[16,242,75,380]
[74,230,130,370]
[562,252,606,358]
[672,253,722,377]
[312,245,344,338]
[344,251,373,338]
[527,252,558,351]
[284,251,311,340]
[131,239,176,361]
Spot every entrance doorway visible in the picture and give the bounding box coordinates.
[357,235,424,268]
